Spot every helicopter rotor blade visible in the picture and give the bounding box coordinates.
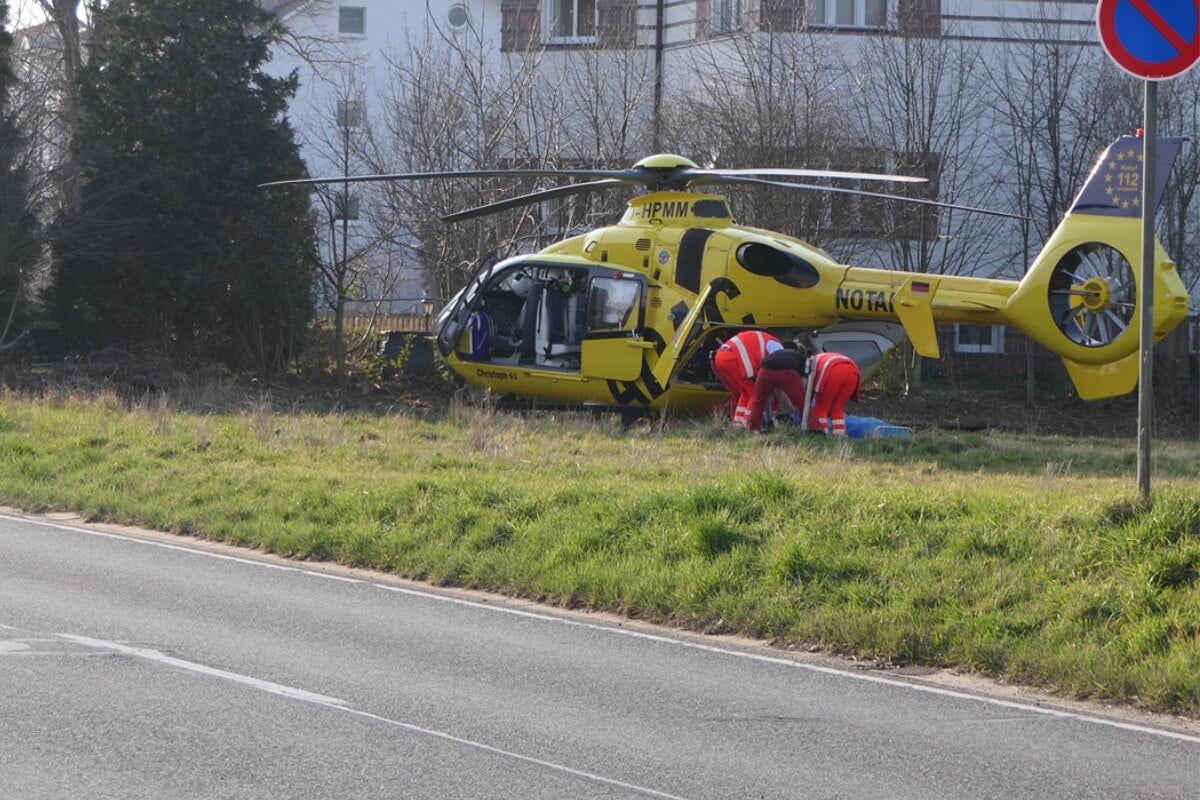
[729,177,1030,221]
[259,167,649,191]
[693,167,926,184]
[259,160,926,193]
[440,179,627,223]
[259,156,1018,221]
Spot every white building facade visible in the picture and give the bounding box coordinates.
[264,0,502,316]
[266,1,1195,317]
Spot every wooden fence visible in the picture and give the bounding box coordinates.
[317,314,434,333]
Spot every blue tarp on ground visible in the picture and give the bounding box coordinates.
[845,415,911,438]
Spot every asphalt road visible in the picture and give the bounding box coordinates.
[2,510,1198,799]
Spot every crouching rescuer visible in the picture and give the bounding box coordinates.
[747,344,862,436]
[711,330,784,428]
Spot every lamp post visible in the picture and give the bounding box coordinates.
[652,0,664,151]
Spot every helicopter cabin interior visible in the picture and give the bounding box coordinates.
[455,262,646,373]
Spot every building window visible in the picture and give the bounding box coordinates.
[336,100,365,130]
[546,0,596,42]
[334,192,361,222]
[808,0,887,28]
[447,3,470,30]
[954,324,1005,355]
[338,6,366,35]
[891,150,941,240]
[897,0,940,36]
[760,0,805,32]
[712,0,741,33]
[819,147,888,237]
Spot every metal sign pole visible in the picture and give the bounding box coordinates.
[1137,80,1158,506]
[1096,0,1200,506]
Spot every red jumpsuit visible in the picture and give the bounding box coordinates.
[747,349,808,432]
[808,353,862,436]
[710,330,781,428]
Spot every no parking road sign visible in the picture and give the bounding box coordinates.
[1098,0,1200,79]
[1095,1,1197,504]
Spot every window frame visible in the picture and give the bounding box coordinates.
[446,3,470,30]
[953,324,1006,355]
[337,5,366,36]
[807,0,887,29]
[818,146,888,238]
[890,149,942,241]
[586,275,642,332]
[544,0,597,44]
[711,0,742,34]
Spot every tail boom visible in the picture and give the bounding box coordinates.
[837,136,1190,401]
[1002,136,1189,398]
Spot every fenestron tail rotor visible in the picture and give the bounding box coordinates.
[1047,242,1137,348]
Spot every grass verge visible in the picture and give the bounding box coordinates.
[2,387,1198,716]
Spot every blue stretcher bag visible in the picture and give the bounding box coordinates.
[845,415,911,438]
[465,312,492,360]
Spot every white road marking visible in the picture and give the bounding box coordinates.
[371,584,1200,746]
[335,705,691,800]
[59,634,348,706]
[53,632,688,800]
[0,513,362,583]
[7,510,1200,747]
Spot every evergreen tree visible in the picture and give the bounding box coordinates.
[50,0,318,372]
[0,0,42,350]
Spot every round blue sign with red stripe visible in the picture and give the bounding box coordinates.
[1098,0,1200,80]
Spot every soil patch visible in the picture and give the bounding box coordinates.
[863,389,1197,439]
[5,357,1196,440]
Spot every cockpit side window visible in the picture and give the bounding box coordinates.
[587,277,641,331]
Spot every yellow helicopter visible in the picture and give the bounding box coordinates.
[265,134,1190,418]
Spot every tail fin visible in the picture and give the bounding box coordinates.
[1062,353,1139,401]
[1004,136,1190,399]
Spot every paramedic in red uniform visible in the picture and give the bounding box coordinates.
[710,330,782,428]
[808,350,862,436]
[746,343,809,432]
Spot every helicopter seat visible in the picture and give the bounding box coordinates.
[534,282,581,367]
[509,282,543,363]
[477,292,522,360]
